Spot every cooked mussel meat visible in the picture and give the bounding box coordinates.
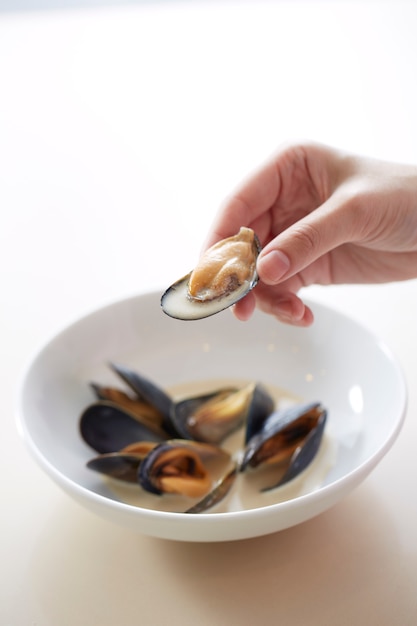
[171,384,250,444]
[171,382,275,445]
[161,227,261,320]
[138,440,232,498]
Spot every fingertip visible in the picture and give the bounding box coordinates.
[301,304,314,326]
[232,292,256,321]
[286,304,314,327]
[270,294,314,327]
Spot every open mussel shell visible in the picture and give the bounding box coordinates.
[160,227,261,320]
[89,383,168,440]
[171,382,275,445]
[262,410,327,491]
[79,402,166,454]
[171,384,255,444]
[90,383,165,431]
[86,442,158,483]
[244,383,276,444]
[109,363,177,436]
[185,464,239,514]
[240,401,326,473]
[138,439,232,498]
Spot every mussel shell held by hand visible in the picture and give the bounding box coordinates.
[161,227,261,320]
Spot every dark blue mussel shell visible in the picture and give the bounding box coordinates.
[109,362,177,437]
[79,402,165,454]
[240,401,327,489]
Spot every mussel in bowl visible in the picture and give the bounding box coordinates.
[86,442,158,483]
[79,402,166,454]
[138,440,233,498]
[78,364,329,513]
[170,382,274,445]
[161,227,261,320]
[240,402,328,491]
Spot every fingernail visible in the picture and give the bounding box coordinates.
[274,297,306,324]
[257,250,290,283]
[275,298,300,320]
[274,299,294,321]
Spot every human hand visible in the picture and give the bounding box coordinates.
[204,142,417,325]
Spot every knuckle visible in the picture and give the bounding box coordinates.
[291,221,322,254]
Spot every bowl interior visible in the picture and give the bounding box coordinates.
[17,291,406,539]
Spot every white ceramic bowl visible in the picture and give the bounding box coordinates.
[17,291,406,542]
